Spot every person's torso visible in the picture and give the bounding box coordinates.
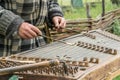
[0,0,48,25]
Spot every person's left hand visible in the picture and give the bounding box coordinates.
[52,16,66,32]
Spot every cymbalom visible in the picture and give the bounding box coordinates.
[0,29,120,80]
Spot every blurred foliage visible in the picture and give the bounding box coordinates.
[113,75,120,80]
[60,0,119,19]
[111,19,120,36]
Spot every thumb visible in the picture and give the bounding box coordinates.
[53,17,59,28]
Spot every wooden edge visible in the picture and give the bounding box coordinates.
[105,68,120,80]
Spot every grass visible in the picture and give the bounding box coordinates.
[62,0,119,19]
[113,75,120,80]
[110,19,120,36]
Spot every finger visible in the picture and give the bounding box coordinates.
[53,18,60,28]
[19,32,30,39]
[29,25,42,36]
[23,30,34,39]
[27,29,38,37]
[59,19,66,28]
[63,21,66,28]
[19,29,29,39]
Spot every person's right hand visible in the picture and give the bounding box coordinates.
[18,22,42,39]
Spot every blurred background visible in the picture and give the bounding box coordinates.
[55,0,120,19]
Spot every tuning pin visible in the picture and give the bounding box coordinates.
[66,60,71,64]
[39,69,43,74]
[108,49,112,54]
[91,44,96,50]
[77,41,83,47]
[41,58,47,61]
[83,57,88,62]
[69,66,74,75]
[113,49,117,55]
[28,57,34,61]
[104,47,109,53]
[72,61,78,66]
[10,55,17,59]
[110,49,117,55]
[74,67,79,73]
[87,43,92,49]
[35,58,40,62]
[104,48,116,55]
[78,61,89,67]
[83,43,88,48]
[89,57,99,64]
[95,45,100,51]
[91,35,96,39]
[22,57,28,61]
[77,41,81,46]
[17,56,22,60]
[99,47,104,52]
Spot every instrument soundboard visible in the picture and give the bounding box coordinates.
[1,29,120,80]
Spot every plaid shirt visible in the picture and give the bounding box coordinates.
[0,0,63,56]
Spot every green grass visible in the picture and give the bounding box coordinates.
[63,0,119,19]
[113,75,120,80]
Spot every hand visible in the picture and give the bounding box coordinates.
[18,22,42,39]
[52,16,66,32]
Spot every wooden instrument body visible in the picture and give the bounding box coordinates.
[0,29,120,80]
